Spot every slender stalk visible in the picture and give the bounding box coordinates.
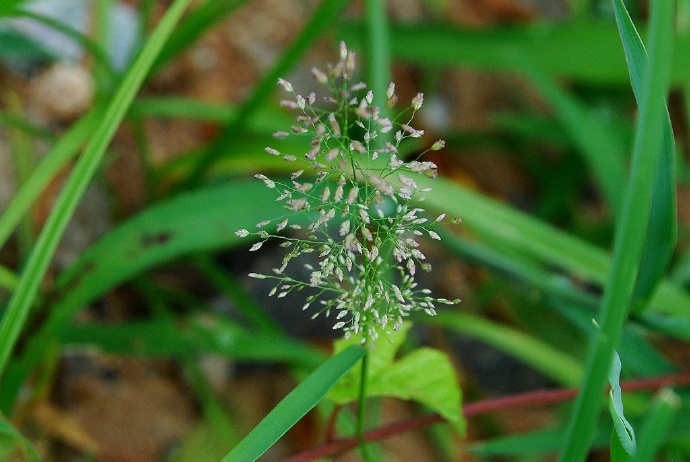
[365,0,391,107]
[357,344,372,461]
[557,1,676,460]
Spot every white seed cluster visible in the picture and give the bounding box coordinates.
[237,43,459,341]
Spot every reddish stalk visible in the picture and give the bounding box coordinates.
[282,371,690,462]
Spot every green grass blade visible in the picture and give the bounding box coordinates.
[0,265,18,291]
[180,0,350,188]
[557,1,676,460]
[365,0,391,107]
[0,28,56,61]
[8,9,115,77]
[631,389,681,462]
[523,69,627,216]
[0,112,54,140]
[419,312,583,387]
[612,0,677,312]
[0,0,26,17]
[0,0,192,381]
[0,414,39,462]
[342,21,690,86]
[0,108,99,249]
[417,176,690,316]
[222,345,365,462]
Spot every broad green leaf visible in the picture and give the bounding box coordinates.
[608,352,636,456]
[222,345,365,462]
[0,415,39,462]
[328,323,465,434]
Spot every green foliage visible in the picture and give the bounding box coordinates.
[0,416,39,462]
[0,0,688,460]
[328,322,465,434]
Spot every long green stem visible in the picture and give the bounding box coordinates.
[357,345,372,461]
[557,1,675,460]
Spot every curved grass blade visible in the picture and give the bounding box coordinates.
[416,176,690,316]
[0,0,193,381]
[557,1,676,460]
[612,0,677,313]
[222,345,365,462]
[343,21,690,86]
[419,311,583,387]
[6,8,115,77]
[523,68,627,216]
[0,414,39,462]
[0,108,99,249]
[631,389,680,462]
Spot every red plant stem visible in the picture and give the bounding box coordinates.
[282,371,690,462]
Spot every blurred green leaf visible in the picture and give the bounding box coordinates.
[632,389,681,462]
[0,415,39,462]
[0,29,55,61]
[344,21,690,86]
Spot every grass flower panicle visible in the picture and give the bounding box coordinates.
[236,42,459,341]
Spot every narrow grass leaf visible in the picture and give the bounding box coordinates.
[0,29,55,61]
[523,68,627,216]
[0,108,99,249]
[419,176,690,316]
[631,389,680,462]
[421,311,583,387]
[0,0,192,381]
[7,9,115,77]
[612,0,677,312]
[346,21,690,86]
[558,1,676,460]
[0,415,39,462]
[222,345,365,462]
